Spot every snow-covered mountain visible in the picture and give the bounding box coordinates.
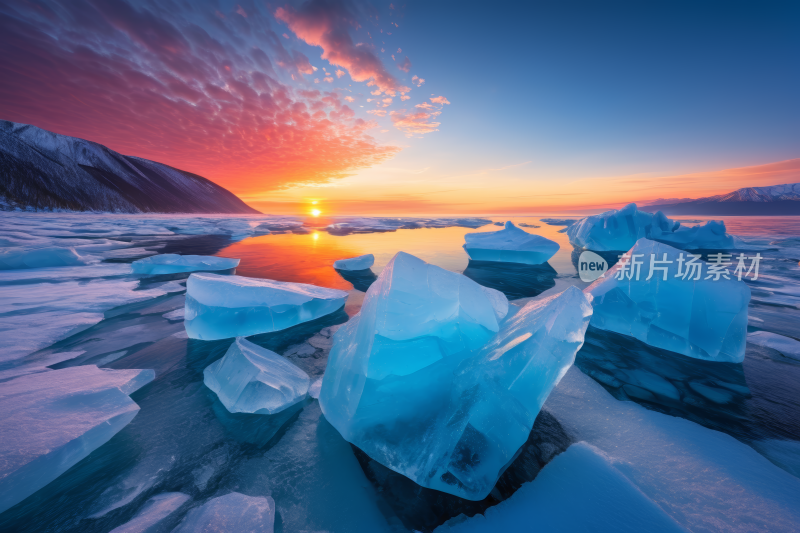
[641,182,800,215]
[0,121,260,214]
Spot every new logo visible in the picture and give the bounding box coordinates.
[578,251,608,282]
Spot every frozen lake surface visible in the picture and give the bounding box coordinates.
[1,212,799,532]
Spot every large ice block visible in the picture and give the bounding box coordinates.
[204,337,310,414]
[0,365,154,514]
[184,273,348,340]
[333,253,375,271]
[172,492,275,533]
[131,254,239,275]
[463,221,559,265]
[585,238,751,362]
[568,203,738,251]
[320,251,590,499]
[0,246,89,269]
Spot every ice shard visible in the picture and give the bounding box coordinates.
[109,492,190,533]
[184,273,348,340]
[0,365,154,514]
[319,251,590,500]
[585,238,751,362]
[463,221,559,265]
[567,203,739,251]
[172,492,275,533]
[0,246,89,270]
[333,253,375,271]
[204,337,310,415]
[131,254,239,275]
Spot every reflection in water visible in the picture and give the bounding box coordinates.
[211,394,310,448]
[335,268,378,292]
[462,260,558,300]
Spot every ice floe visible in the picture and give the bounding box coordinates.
[435,442,685,533]
[0,246,90,270]
[0,365,154,514]
[172,492,275,533]
[586,239,750,362]
[131,254,239,275]
[747,331,800,361]
[184,273,348,340]
[463,221,559,265]
[333,253,375,270]
[204,337,310,415]
[109,492,190,533]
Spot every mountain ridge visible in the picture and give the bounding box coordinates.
[640,182,800,215]
[0,120,260,214]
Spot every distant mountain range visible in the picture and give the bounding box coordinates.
[0,120,259,214]
[641,183,800,215]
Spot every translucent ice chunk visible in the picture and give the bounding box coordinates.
[568,204,739,251]
[0,365,154,514]
[320,252,590,499]
[109,492,190,533]
[333,254,375,271]
[131,254,240,275]
[172,492,275,533]
[463,221,559,265]
[0,246,89,270]
[586,239,750,362]
[184,273,348,340]
[204,337,310,414]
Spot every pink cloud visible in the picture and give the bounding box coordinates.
[236,5,248,17]
[400,95,410,101]
[344,95,355,102]
[390,109,441,136]
[324,75,334,82]
[275,0,402,95]
[0,1,401,195]
[368,109,387,117]
[415,102,433,109]
[396,56,411,73]
[336,69,345,78]
[430,95,450,105]
[412,75,425,87]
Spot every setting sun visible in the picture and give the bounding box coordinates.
[311,208,321,217]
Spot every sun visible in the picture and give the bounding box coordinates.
[311,208,321,217]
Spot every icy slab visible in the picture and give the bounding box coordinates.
[586,239,750,362]
[320,253,590,500]
[309,377,323,399]
[435,443,685,533]
[540,218,577,226]
[131,254,240,275]
[0,246,89,270]
[184,273,348,340]
[568,203,740,251]
[172,492,275,533]
[0,365,154,514]
[747,331,800,361]
[750,440,800,478]
[109,492,190,533]
[204,337,310,415]
[333,253,375,271]
[463,221,559,265]
[544,367,800,532]
[323,217,491,235]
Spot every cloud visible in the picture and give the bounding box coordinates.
[344,95,355,102]
[335,69,345,78]
[324,75,334,82]
[0,0,399,195]
[276,0,402,95]
[397,48,402,53]
[390,110,441,136]
[415,102,433,109]
[411,75,425,87]
[396,56,411,73]
[400,95,410,101]
[368,109,387,117]
[430,95,450,105]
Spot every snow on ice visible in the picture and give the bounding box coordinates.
[463,221,559,265]
[333,253,375,271]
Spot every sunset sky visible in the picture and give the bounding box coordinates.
[1,0,798,215]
